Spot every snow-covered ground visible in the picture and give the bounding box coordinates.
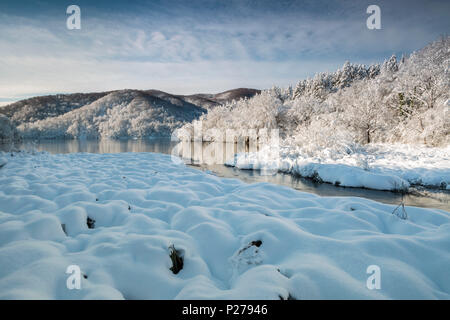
[226,144,450,192]
[0,151,449,299]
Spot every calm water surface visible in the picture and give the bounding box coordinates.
[1,139,448,211]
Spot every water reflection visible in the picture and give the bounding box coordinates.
[1,139,178,155]
[195,163,449,211]
[1,139,448,211]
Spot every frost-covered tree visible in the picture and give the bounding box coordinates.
[293,61,380,100]
[337,80,394,144]
[176,37,449,150]
[0,114,20,141]
[395,37,449,112]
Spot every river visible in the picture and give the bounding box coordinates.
[1,138,448,211]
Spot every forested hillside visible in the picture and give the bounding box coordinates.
[176,37,449,148]
[0,88,259,140]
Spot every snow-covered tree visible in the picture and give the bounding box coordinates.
[0,114,19,141]
[176,36,449,150]
[337,80,394,144]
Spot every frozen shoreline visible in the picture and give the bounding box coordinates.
[226,144,450,192]
[0,151,449,299]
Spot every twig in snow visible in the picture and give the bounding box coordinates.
[392,193,408,220]
[169,245,184,275]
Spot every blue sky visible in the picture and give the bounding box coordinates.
[0,0,449,101]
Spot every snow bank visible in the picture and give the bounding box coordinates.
[227,144,450,191]
[0,151,449,299]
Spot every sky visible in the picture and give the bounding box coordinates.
[0,0,449,102]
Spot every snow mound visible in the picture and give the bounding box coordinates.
[0,151,449,299]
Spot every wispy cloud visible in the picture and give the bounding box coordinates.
[0,0,449,98]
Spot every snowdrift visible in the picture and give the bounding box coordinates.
[0,151,449,299]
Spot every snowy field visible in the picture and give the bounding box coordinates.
[226,144,450,192]
[0,151,449,299]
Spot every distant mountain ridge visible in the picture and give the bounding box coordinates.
[143,88,260,110]
[0,88,260,125]
[0,88,260,140]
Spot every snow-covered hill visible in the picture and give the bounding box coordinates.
[176,37,449,147]
[16,90,206,139]
[0,88,259,140]
[0,92,112,125]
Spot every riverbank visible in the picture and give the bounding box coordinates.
[226,143,450,192]
[1,139,449,211]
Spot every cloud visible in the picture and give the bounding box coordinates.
[0,0,449,98]
[0,53,343,97]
